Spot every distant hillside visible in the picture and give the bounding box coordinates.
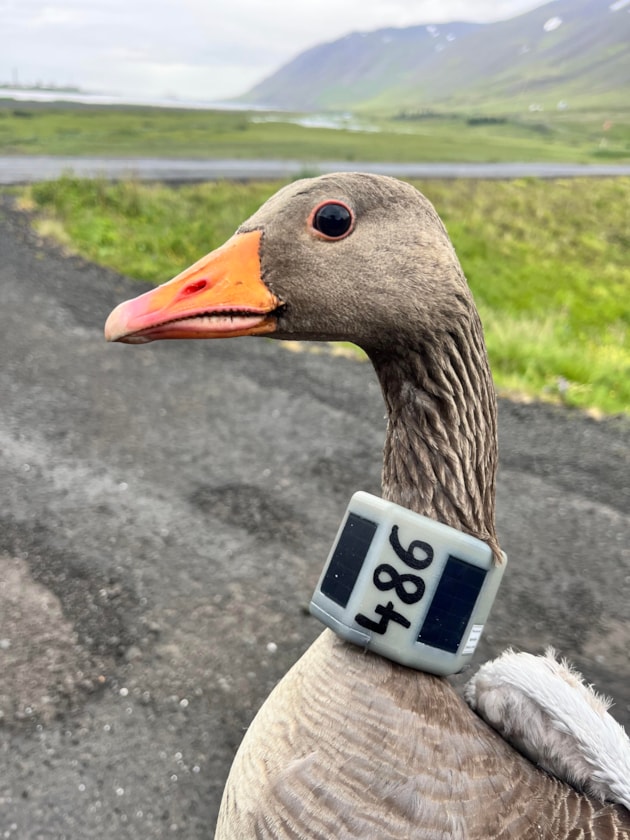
[241,0,630,113]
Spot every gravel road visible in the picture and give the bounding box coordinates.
[0,194,629,838]
[3,155,630,184]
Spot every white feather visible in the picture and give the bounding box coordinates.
[465,648,630,809]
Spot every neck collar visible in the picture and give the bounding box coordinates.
[310,492,506,676]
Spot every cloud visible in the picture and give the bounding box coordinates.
[1,0,553,99]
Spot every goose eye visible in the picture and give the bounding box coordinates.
[310,201,354,240]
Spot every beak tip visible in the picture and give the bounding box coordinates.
[104,302,130,343]
[105,304,158,343]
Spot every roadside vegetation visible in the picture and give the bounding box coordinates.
[1,103,629,163]
[16,175,630,417]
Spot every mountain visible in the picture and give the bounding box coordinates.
[241,0,630,113]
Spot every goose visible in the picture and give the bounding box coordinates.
[105,173,630,839]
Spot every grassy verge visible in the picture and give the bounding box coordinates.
[16,175,630,416]
[1,102,630,163]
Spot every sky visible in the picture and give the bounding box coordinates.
[2,0,554,102]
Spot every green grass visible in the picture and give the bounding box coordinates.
[1,102,630,163]
[16,175,630,416]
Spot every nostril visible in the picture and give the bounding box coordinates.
[182,279,209,296]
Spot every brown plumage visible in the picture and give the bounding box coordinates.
[105,173,630,839]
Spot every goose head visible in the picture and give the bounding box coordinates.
[105,173,477,352]
[105,172,498,551]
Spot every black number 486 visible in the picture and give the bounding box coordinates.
[355,526,434,635]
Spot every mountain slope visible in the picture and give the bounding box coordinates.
[241,0,630,112]
[242,21,481,111]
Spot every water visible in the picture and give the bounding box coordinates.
[250,112,379,132]
[1,86,380,133]
[0,86,261,112]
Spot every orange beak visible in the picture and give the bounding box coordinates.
[104,230,281,344]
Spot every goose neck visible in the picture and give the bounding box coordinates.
[369,326,499,556]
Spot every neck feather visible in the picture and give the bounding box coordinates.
[369,313,500,557]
